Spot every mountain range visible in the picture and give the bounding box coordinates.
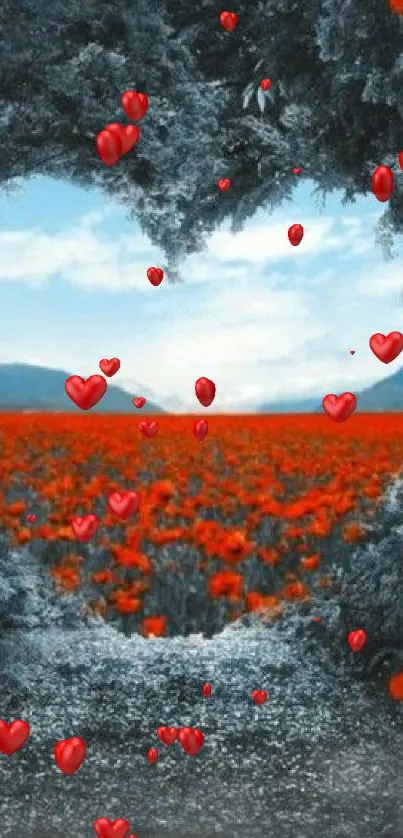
[1,362,403,413]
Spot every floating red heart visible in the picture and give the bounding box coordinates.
[71,514,100,543]
[26,514,36,523]
[132,397,146,409]
[157,726,179,745]
[54,736,86,775]
[122,91,149,122]
[372,165,394,202]
[0,720,30,755]
[369,331,403,364]
[293,167,302,175]
[99,358,120,377]
[322,392,357,423]
[252,689,268,705]
[288,223,304,246]
[147,747,159,763]
[139,421,159,438]
[94,818,130,838]
[147,267,164,286]
[390,0,403,12]
[178,727,204,756]
[105,123,140,155]
[193,418,208,441]
[217,178,231,191]
[399,151,403,170]
[260,78,271,91]
[195,377,216,407]
[219,10,238,31]
[202,683,212,697]
[350,350,355,355]
[107,491,141,520]
[96,129,122,166]
[347,629,367,653]
[65,375,107,410]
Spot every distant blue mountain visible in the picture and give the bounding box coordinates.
[259,365,403,413]
[0,363,165,413]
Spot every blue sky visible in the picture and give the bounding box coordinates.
[0,174,402,412]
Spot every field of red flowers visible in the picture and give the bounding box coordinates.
[1,412,402,639]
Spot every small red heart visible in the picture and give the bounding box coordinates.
[132,397,146,409]
[369,331,403,364]
[178,727,204,756]
[350,350,355,355]
[195,377,216,408]
[399,150,403,170]
[26,514,36,523]
[65,375,107,410]
[94,818,130,838]
[139,421,159,438]
[202,683,212,697]
[147,267,164,286]
[260,78,271,91]
[313,616,322,623]
[252,689,268,705]
[107,491,141,520]
[217,178,231,191]
[105,124,140,155]
[99,358,121,377]
[96,129,122,166]
[288,223,304,246]
[54,736,86,775]
[293,167,302,175]
[157,726,179,745]
[347,629,367,653]
[71,514,100,543]
[322,392,357,423]
[193,419,208,441]
[0,720,30,755]
[219,10,238,31]
[147,747,159,763]
[121,90,149,122]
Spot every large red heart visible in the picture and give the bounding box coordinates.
[369,331,403,364]
[157,726,179,745]
[178,727,204,756]
[147,267,164,286]
[54,736,86,775]
[105,124,140,155]
[99,358,120,377]
[121,90,149,122]
[195,377,216,407]
[96,129,122,166]
[322,392,356,423]
[65,375,107,410]
[107,491,141,520]
[93,818,130,838]
[0,720,30,755]
[71,514,100,543]
[139,421,159,438]
[219,11,238,31]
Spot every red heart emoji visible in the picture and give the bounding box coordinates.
[195,377,216,407]
[132,397,146,409]
[178,727,204,756]
[157,726,179,745]
[260,78,272,91]
[369,331,403,364]
[293,166,302,175]
[54,736,86,775]
[147,267,164,286]
[147,747,159,763]
[71,514,100,543]
[105,124,140,155]
[347,629,367,653]
[65,375,107,410]
[96,129,122,166]
[217,178,231,191]
[202,683,212,697]
[288,223,304,246]
[0,720,30,755]
[94,818,130,838]
[252,689,268,705]
[350,350,355,355]
[219,10,238,31]
[99,358,121,377]
[139,421,159,438]
[26,514,36,523]
[322,392,357,423]
[107,491,141,520]
[193,419,208,441]
[399,150,403,170]
[121,90,149,122]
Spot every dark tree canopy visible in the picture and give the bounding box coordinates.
[1,0,402,277]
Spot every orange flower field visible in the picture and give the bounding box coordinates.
[1,411,402,638]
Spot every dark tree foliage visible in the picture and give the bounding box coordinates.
[0,0,402,275]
